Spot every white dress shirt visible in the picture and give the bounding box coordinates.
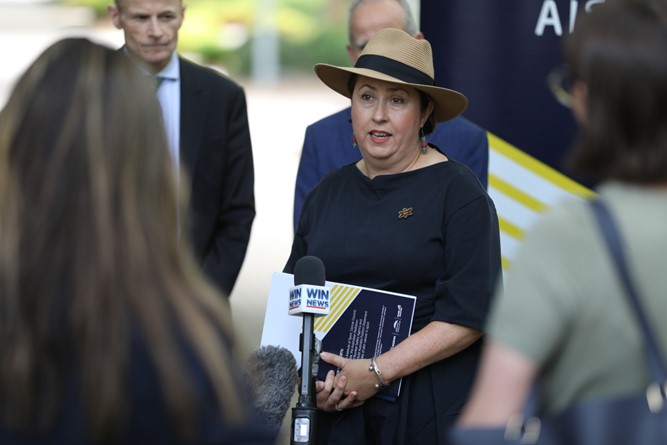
[155,52,181,177]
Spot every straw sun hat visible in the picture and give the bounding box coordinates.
[314,28,468,122]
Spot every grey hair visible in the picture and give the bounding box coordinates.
[348,0,418,46]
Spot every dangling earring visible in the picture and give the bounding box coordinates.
[420,128,428,154]
[352,134,358,149]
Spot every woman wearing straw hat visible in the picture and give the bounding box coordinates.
[284,28,502,444]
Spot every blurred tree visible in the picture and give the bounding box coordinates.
[57,0,350,78]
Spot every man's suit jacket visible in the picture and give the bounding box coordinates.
[293,107,489,229]
[179,57,255,296]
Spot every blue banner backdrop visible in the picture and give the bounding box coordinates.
[421,0,604,179]
[419,0,604,271]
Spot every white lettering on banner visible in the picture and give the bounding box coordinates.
[569,0,578,33]
[535,0,562,36]
[535,0,606,36]
[585,0,606,11]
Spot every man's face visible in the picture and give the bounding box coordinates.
[347,1,407,63]
[109,0,185,74]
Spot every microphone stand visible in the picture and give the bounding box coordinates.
[291,313,318,444]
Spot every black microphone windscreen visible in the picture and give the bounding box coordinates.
[243,345,298,430]
[294,256,325,286]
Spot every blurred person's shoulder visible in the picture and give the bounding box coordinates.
[306,107,351,133]
[432,116,486,142]
[178,55,245,93]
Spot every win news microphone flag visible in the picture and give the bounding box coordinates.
[288,257,330,316]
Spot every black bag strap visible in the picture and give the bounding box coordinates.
[590,199,667,388]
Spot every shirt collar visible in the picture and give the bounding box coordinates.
[122,47,180,81]
[157,51,180,82]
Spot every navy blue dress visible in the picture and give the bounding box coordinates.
[285,158,501,444]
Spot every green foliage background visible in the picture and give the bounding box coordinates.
[60,0,351,78]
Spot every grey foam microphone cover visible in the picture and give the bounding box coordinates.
[243,345,298,429]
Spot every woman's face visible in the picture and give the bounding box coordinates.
[351,76,430,167]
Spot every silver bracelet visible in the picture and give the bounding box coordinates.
[369,356,388,389]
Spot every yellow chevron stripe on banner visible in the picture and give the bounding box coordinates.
[487,132,595,271]
[488,133,595,199]
[314,285,360,333]
[489,175,548,213]
[501,257,511,271]
[498,216,525,240]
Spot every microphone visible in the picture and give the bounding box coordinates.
[288,256,329,316]
[289,256,329,445]
[243,345,298,430]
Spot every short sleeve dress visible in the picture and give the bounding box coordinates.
[284,158,502,444]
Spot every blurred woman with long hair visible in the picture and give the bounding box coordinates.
[0,38,276,444]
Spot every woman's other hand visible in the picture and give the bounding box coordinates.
[315,370,361,412]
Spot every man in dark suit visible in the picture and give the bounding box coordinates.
[109,0,254,297]
[293,0,489,230]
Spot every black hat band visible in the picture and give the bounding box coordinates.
[355,54,435,86]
